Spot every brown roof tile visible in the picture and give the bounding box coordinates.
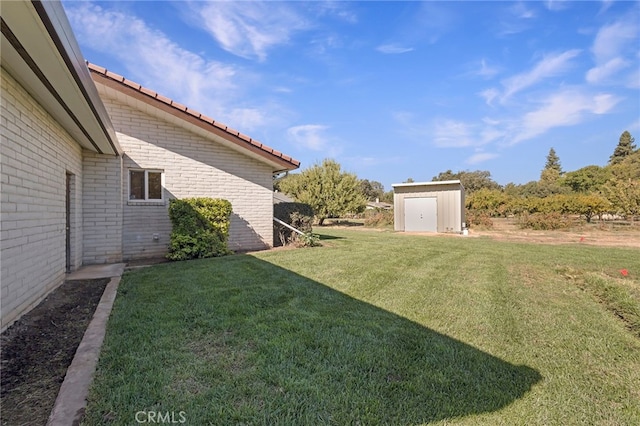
[87,62,300,170]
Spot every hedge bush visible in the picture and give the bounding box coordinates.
[167,198,232,261]
[274,202,314,246]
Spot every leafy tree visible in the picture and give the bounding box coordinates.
[572,194,611,223]
[603,149,640,220]
[432,169,500,193]
[278,159,367,225]
[603,178,640,221]
[609,131,637,165]
[561,165,611,193]
[404,177,415,183]
[544,148,562,174]
[465,188,513,217]
[359,179,385,201]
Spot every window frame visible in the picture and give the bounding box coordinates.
[128,169,165,203]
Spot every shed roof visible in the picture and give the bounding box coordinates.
[392,180,463,188]
[88,63,300,173]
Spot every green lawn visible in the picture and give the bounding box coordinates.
[83,229,640,425]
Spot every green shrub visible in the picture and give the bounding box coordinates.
[274,202,314,246]
[517,212,575,230]
[167,198,232,261]
[364,209,394,227]
[296,232,321,247]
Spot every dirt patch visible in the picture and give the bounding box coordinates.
[469,218,640,249]
[1,278,109,426]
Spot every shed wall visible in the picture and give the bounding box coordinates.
[394,183,464,233]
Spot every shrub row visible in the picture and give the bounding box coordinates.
[516,212,576,230]
[466,189,612,222]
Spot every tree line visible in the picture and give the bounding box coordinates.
[463,130,639,224]
[276,131,638,225]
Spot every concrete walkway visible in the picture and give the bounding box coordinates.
[47,263,126,426]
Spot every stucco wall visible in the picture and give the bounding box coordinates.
[1,69,83,330]
[99,96,274,259]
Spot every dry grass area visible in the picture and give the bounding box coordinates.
[468,218,640,249]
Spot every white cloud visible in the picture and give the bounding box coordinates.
[189,1,308,61]
[480,88,500,106]
[501,49,582,101]
[591,19,638,62]
[287,124,330,151]
[376,44,414,54]
[510,2,537,19]
[65,2,270,131]
[476,59,500,79]
[433,120,477,148]
[510,90,620,144]
[466,152,499,165]
[544,1,570,12]
[586,17,639,84]
[586,57,629,83]
[314,1,358,24]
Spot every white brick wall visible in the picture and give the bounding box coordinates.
[82,152,123,264]
[99,94,273,259]
[1,69,83,330]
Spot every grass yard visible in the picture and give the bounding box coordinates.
[83,229,640,425]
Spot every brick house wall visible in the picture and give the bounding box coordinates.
[82,152,123,264]
[1,70,84,330]
[98,93,274,260]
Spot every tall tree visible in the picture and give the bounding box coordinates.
[359,179,385,201]
[544,148,562,174]
[610,131,637,165]
[278,159,367,225]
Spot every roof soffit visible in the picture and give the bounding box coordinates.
[0,1,119,155]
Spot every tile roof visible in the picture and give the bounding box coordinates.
[86,62,300,171]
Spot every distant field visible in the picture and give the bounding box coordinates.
[468,217,640,248]
[83,229,640,425]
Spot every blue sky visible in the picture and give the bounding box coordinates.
[63,1,640,191]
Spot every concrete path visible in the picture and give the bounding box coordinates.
[47,263,126,426]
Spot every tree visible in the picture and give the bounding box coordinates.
[609,131,637,165]
[278,159,367,225]
[404,177,415,183]
[560,165,610,193]
[544,148,562,174]
[432,169,500,193]
[359,179,385,201]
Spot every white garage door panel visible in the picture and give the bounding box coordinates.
[405,197,437,232]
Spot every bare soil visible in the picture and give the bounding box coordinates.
[1,278,109,426]
[468,218,640,249]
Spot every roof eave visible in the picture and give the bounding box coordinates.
[1,0,120,155]
[88,64,299,172]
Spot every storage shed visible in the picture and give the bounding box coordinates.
[393,180,465,233]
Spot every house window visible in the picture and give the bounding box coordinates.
[129,169,164,201]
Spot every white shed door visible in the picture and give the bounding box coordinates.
[404,197,437,232]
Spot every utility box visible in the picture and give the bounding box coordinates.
[393,180,465,233]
